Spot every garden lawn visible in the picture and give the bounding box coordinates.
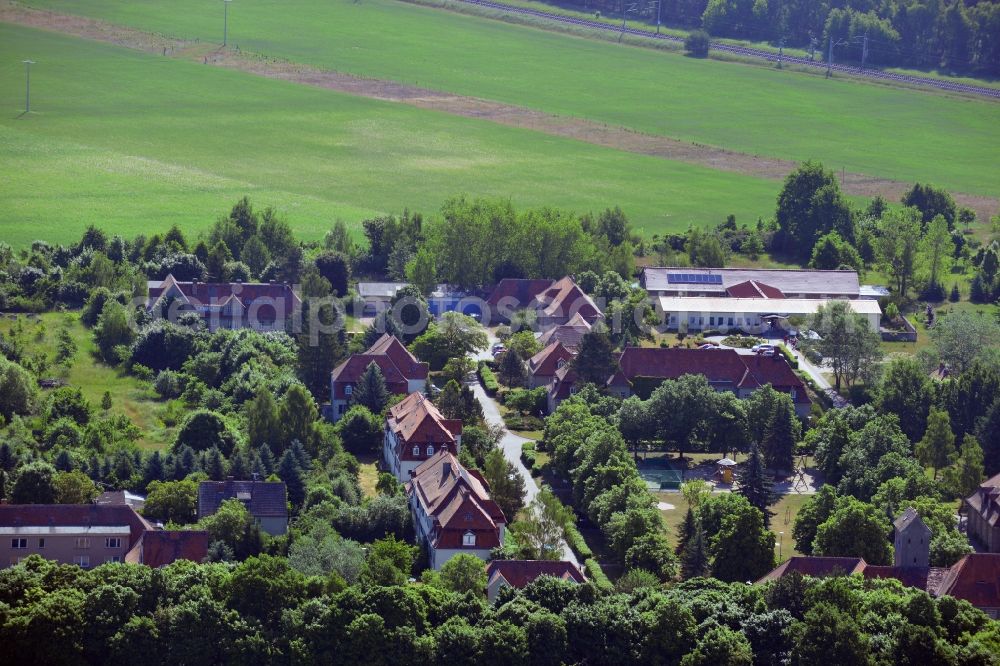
[0,24,780,247]
[0,312,173,451]
[19,0,1000,197]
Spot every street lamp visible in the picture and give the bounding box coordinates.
[22,59,35,114]
[223,0,233,48]
[777,531,784,560]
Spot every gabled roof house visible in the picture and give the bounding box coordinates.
[146,274,300,331]
[486,559,586,602]
[964,473,1000,552]
[329,334,429,420]
[547,347,810,415]
[198,480,288,536]
[406,451,506,570]
[486,277,602,327]
[384,392,463,482]
[527,340,574,389]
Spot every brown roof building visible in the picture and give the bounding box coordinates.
[146,274,300,332]
[1,504,206,569]
[485,277,602,327]
[383,392,463,482]
[527,340,574,389]
[757,510,1000,618]
[964,473,1000,552]
[198,480,288,536]
[329,334,429,420]
[547,347,810,416]
[406,451,506,570]
[486,559,586,601]
[536,312,593,350]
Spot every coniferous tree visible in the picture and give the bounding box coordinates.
[256,445,276,477]
[54,450,74,472]
[246,389,282,454]
[296,300,346,402]
[681,520,709,579]
[571,328,618,386]
[676,506,698,556]
[762,404,798,472]
[205,446,226,481]
[497,349,528,388]
[278,449,306,510]
[738,442,777,526]
[228,449,250,480]
[143,451,165,489]
[353,362,389,414]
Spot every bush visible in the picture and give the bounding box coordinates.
[685,30,710,57]
[721,335,764,348]
[584,558,613,590]
[478,362,499,395]
[777,344,799,369]
[565,525,593,560]
[520,441,536,468]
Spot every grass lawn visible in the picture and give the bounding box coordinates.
[355,453,381,499]
[20,0,1000,198]
[0,24,783,247]
[657,488,811,562]
[0,311,173,451]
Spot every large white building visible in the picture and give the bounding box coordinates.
[655,296,882,334]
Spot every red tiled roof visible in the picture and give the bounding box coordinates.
[331,334,429,390]
[741,354,812,405]
[406,451,505,549]
[149,274,300,312]
[487,559,586,588]
[535,277,603,323]
[388,393,461,462]
[726,280,785,299]
[537,313,592,349]
[127,530,209,568]
[755,556,867,583]
[935,554,1000,608]
[486,279,555,308]
[863,565,939,590]
[0,504,153,547]
[528,341,574,379]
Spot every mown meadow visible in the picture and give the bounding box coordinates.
[20,0,1000,197]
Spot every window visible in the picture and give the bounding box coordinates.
[344,385,353,396]
[709,316,715,326]
[464,512,473,522]
[73,555,90,568]
[75,538,90,549]
[727,317,734,326]
[107,556,122,564]
[11,538,27,549]
[337,404,346,414]
[106,537,122,549]
[413,445,420,456]
[556,359,566,369]
[462,531,476,547]
[426,445,434,456]
[38,538,45,549]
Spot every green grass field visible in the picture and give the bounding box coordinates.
[0,312,173,450]
[18,0,1000,197]
[0,24,785,247]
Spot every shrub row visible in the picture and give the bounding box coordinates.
[777,344,799,369]
[584,558,613,591]
[478,362,499,395]
[565,524,593,560]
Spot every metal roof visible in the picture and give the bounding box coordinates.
[643,267,860,296]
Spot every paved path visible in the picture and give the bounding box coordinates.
[470,380,580,566]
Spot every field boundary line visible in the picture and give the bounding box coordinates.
[2,0,996,220]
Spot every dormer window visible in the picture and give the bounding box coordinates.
[462,531,476,547]
[412,446,420,456]
[344,385,353,396]
[556,359,566,369]
[426,445,434,456]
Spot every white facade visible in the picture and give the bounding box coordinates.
[656,296,882,333]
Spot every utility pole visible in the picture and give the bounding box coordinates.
[656,0,661,35]
[778,37,784,69]
[827,36,833,77]
[861,33,869,71]
[223,0,232,47]
[22,59,34,114]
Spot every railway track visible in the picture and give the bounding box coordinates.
[454,0,1000,99]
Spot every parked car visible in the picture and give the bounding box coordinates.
[698,343,720,350]
[491,345,507,358]
[752,344,776,356]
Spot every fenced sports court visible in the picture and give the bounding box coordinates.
[638,459,683,490]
